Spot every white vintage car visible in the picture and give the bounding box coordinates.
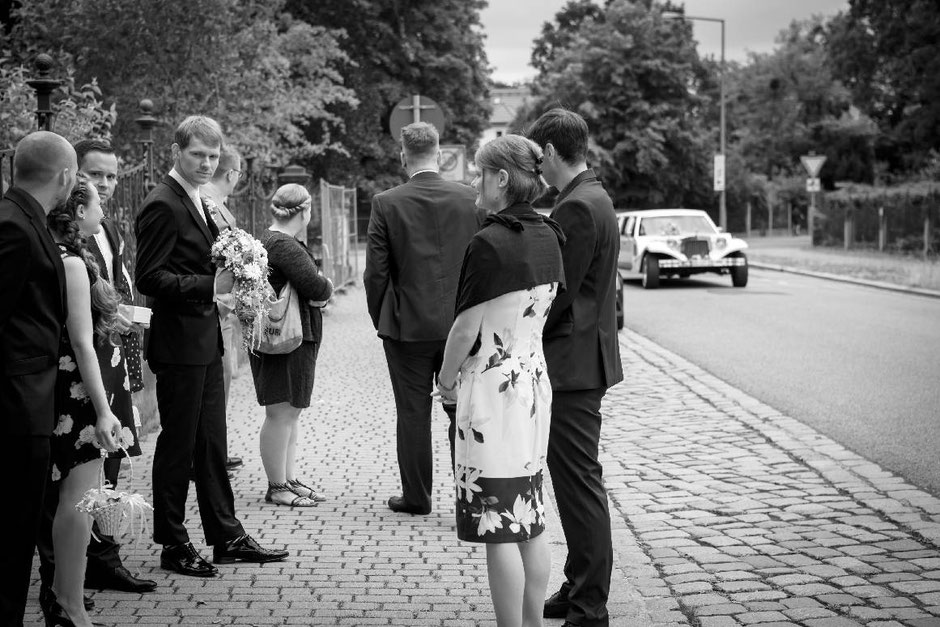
[618,209,748,289]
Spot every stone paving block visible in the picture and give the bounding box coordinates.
[736,611,789,624]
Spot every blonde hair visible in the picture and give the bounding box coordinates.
[474,135,546,205]
[270,183,311,220]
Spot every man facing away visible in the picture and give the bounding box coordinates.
[135,116,287,577]
[364,121,484,515]
[201,143,244,472]
[528,108,624,627]
[0,131,76,626]
[35,138,159,597]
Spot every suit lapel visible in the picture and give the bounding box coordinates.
[103,220,123,282]
[164,176,215,245]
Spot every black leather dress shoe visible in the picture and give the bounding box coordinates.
[85,565,157,593]
[387,495,431,515]
[213,534,289,564]
[160,542,218,577]
[544,583,572,618]
[225,456,243,470]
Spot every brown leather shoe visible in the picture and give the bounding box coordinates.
[160,542,218,577]
[213,534,288,564]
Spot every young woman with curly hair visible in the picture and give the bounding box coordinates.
[40,180,142,627]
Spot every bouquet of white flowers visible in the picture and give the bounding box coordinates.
[210,227,271,351]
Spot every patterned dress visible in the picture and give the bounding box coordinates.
[51,249,141,482]
[454,283,557,543]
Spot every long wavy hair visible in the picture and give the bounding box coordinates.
[47,180,122,345]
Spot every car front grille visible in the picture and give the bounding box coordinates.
[681,238,710,258]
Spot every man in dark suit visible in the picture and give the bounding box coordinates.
[135,116,287,577]
[34,138,159,599]
[528,108,624,627]
[364,121,483,515]
[0,131,76,626]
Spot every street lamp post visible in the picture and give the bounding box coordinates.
[664,13,727,230]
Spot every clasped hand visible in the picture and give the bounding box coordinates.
[432,374,458,404]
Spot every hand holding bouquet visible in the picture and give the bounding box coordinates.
[210,227,270,351]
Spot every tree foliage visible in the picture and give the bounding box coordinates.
[518,0,714,209]
[285,0,492,193]
[8,0,357,171]
[827,0,940,174]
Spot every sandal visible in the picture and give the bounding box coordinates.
[288,478,327,503]
[265,482,318,507]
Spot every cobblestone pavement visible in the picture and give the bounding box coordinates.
[25,280,940,626]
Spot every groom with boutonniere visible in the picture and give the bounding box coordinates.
[135,115,287,577]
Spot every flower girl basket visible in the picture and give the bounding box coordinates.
[75,449,153,543]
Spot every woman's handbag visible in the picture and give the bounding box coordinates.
[257,282,303,354]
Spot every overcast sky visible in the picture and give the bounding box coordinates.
[480,0,849,84]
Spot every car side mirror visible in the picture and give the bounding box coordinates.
[716,226,725,232]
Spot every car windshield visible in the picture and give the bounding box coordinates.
[638,215,716,236]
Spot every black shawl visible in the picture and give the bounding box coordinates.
[455,202,566,316]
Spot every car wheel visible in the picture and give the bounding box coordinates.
[642,256,660,289]
[731,257,748,287]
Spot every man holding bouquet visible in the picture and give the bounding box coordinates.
[135,115,287,577]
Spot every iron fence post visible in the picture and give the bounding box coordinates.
[26,54,60,131]
[134,99,159,191]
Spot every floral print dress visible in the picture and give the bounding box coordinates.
[51,250,141,482]
[454,283,557,543]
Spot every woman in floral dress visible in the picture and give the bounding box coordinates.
[44,181,140,627]
[437,135,565,626]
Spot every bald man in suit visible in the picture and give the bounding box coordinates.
[0,131,76,626]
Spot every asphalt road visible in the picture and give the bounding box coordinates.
[620,267,940,497]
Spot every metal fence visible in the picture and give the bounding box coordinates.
[1,148,14,196]
[318,179,359,287]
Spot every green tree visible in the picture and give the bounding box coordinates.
[285,0,492,194]
[827,0,940,175]
[518,0,714,210]
[8,0,356,170]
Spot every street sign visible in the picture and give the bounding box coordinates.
[439,144,466,182]
[800,154,827,178]
[806,177,821,193]
[713,154,725,192]
[389,94,446,138]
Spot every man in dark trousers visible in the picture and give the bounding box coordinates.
[35,138,158,599]
[0,131,76,626]
[364,121,483,515]
[528,108,624,627]
[136,116,287,577]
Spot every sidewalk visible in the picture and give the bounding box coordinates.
[27,282,940,626]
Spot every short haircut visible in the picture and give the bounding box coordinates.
[270,183,311,221]
[474,134,546,206]
[213,145,242,181]
[400,122,439,161]
[174,115,224,150]
[13,131,74,184]
[74,138,115,168]
[526,107,589,165]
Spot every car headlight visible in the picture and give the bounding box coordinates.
[715,237,727,250]
[666,238,679,250]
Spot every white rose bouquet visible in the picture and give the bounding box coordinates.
[210,227,270,351]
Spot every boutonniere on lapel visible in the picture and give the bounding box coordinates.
[201,196,219,222]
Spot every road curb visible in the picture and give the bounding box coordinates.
[749,260,940,299]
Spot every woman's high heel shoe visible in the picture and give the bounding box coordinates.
[42,597,76,627]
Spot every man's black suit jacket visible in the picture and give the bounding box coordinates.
[364,171,483,342]
[543,170,624,391]
[0,187,67,435]
[135,176,222,365]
